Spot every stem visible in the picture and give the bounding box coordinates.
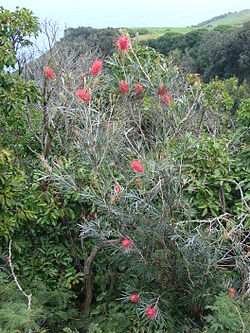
[8,240,32,332]
[80,239,106,315]
[64,216,84,272]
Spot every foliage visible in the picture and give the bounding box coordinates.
[0,271,43,333]
[0,149,35,240]
[0,150,85,331]
[44,32,249,331]
[0,6,249,333]
[0,6,41,165]
[0,271,83,332]
[203,293,250,332]
[0,6,40,71]
[146,22,250,83]
[63,26,120,56]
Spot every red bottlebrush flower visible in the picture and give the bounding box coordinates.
[91,59,103,76]
[43,66,56,80]
[227,287,236,298]
[114,183,122,193]
[146,305,157,320]
[76,88,91,102]
[130,294,139,303]
[117,36,130,52]
[120,80,129,94]
[162,92,172,105]
[122,238,131,248]
[135,83,143,94]
[131,160,144,173]
[104,123,113,132]
[158,84,165,96]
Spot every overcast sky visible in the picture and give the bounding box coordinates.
[2,0,250,33]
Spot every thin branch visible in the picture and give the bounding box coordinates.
[8,240,32,332]
[64,216,84,271]
[235,305,245,333]
[80,237,89,262]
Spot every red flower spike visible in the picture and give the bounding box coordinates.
[131,160,144,173]
[158,84,165,96]
[43,66,56,80]
[120,80,129,94]
[114,183,122,193]
[135,83,143,94]
[227,287,236,298]
[93,211,98,219]
[91,59,103,76]
[130,294,139,303]
[117,36,130,52]
[162,92,172,105]
[146,305,157,320]
[76,88,91,102]
[122,238,131,248]
[104,123,113,132]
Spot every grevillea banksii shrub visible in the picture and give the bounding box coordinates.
[40,32,250,331]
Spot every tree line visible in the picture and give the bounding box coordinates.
[145,23,250,83]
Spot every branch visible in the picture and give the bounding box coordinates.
[80,237,89,262]
[8,240,32,332]
[235,305,245,333]
[65,217,84,271]
[25,107,44,149]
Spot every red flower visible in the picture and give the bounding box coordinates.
[43,66,56,80]
[76,88,91,102]
[130,294,139,303]
[120,80,129,94]
[162,92,172,105]
[104,123,113,132]
[131,160,144,173]
[135,83,143,94]
[91,59,103,76]
[117,36,130,52]
[158,84,165,96]
[146,305,157,320]
[227,287,236,298]
[114,183,122,193]
[122,238,131,248]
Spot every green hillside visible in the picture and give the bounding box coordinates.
[196,9,250,27]
[129,9,250,41]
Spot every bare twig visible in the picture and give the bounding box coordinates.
[235,305,245,333]
[8,240,32,332]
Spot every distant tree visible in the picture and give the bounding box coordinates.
[63,26,120,56]
[238,21,250,83]
[144,23,250,83]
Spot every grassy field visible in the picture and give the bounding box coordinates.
[128,27,195,41]
[128,9,250,41]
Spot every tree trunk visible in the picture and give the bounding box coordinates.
[80,240,104,316]
[82,261,93,315]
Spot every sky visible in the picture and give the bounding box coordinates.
[2,0,250,35]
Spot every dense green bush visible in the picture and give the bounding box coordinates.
[203,293,250,332]
[0,6,249,333]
